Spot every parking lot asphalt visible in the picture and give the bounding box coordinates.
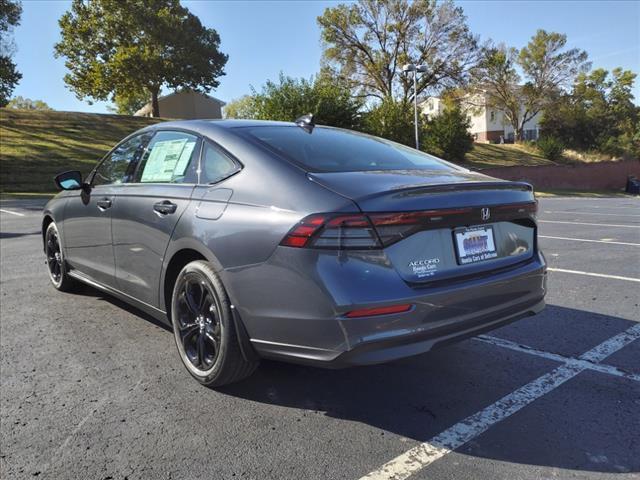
[1,196,638,480]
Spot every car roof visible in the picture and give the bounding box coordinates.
[147,119,298,131]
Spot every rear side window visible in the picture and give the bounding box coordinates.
[133,131,199,184]
[200,141,240,184]
[241,126,455,173]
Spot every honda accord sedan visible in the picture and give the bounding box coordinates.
[43,118,546,386]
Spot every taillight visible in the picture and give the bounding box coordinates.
[281,202,536,250]
[369,209,472,246]
[280,213,381,249]
[495,201,538,218]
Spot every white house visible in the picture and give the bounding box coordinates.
[422,93,541,143]
[135,90,226,119]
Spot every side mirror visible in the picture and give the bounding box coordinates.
[54,170,84,191]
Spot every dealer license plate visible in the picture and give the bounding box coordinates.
[454,225,498,265]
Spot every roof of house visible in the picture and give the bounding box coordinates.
[135,90,226,116]
[157,90,226,106]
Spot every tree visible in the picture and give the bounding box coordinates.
[230,73,363,129]
[422,106,473,162]
[317,0,479,103]
[361,99,417,147]
[54,0,227,117]
[6,96,51,110]
[470,30,589,141]
[541,68,639,156]
[0,0,22,107]
[224,95,259,119]
[108,89,150,115]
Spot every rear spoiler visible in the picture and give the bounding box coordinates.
[394,181,533,198]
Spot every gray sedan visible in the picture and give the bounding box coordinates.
[43,118,546,386]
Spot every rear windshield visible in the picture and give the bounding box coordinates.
[240,126,455,173]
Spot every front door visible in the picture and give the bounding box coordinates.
[63,132,152,286]
[62,185,115,286]
[111,130,201,308]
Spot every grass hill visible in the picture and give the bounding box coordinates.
[463,143,554,169]
[0,109,164,193]
[1,109,554,194]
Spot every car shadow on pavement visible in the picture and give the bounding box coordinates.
[71,282,172,333]
[0,230,40,239]
[218,304,639,475]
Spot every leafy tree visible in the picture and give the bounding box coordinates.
[361,99,417,147]
[422,106,473,162]
[470,30,589,141]
[224,95,259,119]
[0,0,22,107]
[233,73,363,129]
[54,0,227,117]
[107,89,150,115]
[317,0,479,102]
[6,96,51,110]
[541,68,639,156]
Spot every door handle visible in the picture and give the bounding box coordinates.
[96,198,112,210]
[153,200,177,215]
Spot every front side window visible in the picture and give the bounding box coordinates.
[241,126,456,173]
[134,131,200,184]
[200,141,240,184]
[93,133,153,186]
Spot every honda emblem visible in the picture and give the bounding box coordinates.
[481,207,491,221]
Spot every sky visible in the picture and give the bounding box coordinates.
[9,0,640,113]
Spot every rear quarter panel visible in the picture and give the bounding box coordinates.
[161,131,358,312]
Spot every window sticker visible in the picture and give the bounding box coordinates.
[140,139,196,183]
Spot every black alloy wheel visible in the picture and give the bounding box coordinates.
[171,260,258,387]
[46,227,63,284]
[175,272,222,371]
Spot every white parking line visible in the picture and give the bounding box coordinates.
[475,335,640,382]
[547,267,640,283]
[562,204,640,209]
[539,235,640,247]
[0,208,25,217]
[539,220,640,228]
[359,324,640,480]
[544,210,640,217]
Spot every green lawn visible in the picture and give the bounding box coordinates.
[0,109,165,193]
[463,143,555,169]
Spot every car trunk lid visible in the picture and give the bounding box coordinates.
[309,169,538,284]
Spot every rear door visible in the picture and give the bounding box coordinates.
[111,130,201,307]
[63,132,152,287]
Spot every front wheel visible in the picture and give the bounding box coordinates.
[170,260,258,387]
[44,222,76,292]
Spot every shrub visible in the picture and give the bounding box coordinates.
[422,107,473,163]
[537,136,564,161]
[224,74,362,129]
[361,99,417,147]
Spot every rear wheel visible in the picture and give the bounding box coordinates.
[170,260,258,387]
[45,222,76,292]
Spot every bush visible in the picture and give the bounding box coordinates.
[422,107,473,163]
[361,99,417,147]
[223,74,362,129]
[536,136,564,161]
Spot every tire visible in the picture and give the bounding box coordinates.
[44,222,77,292]
[170,260,258,387]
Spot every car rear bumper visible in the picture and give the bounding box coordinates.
[223,248,547,367]
[266,298,545,368]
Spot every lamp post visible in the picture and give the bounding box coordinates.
[402,63,428,150]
